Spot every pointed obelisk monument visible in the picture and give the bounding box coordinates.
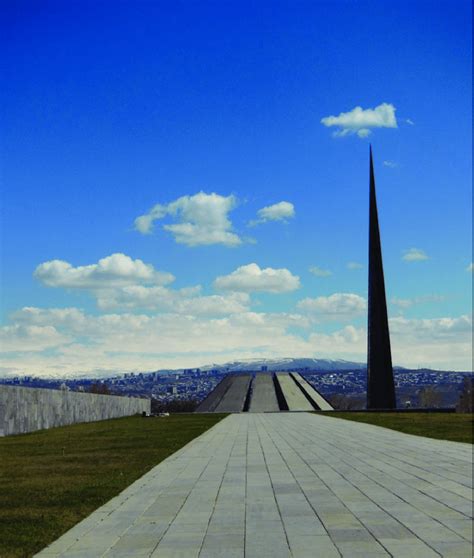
[367,146,396,409]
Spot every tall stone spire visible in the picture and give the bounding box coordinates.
[367,146,396,409]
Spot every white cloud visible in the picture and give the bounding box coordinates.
[134,205,168,235]
[35,253,174,289]
[391,295,444,310]
[95,285,182,311]
[214,263,300,293]
[11,307,89,332]
[134,192,241,246]
[321,103,398,138]
[176,293,251,316]
[253,201,295,225]
[389,315,472,370]
[347,261,363,270]
[390,314,472,340]
[309,314,473,370]
[0,309,312,376]
[96,286,250,316]
[467,263,473,273]
[33,254,255,316]
[402,248,429,262]
[1,307,471,376]
[391,297,417,310]
[406,118,415,125]
[297,293,367,321]
[0,324,71,352]
[357,129,371,138]
[307,326,366,358]
[383,160,397,168]
[309,266,332,277]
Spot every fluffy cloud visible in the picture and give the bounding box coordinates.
[2,307,470,377]
[307,326,366,357]
[0,309,312,376]
[96,286,250,316]
[383,160,397,168]
[389,315,472,370]
[321,103,397,138]
[214,263,300,293]
[11,307,88,332]
[347,261,363,270]
[33,253,255,315]
[253,201,295,224]
[391,295,444,310]
[309,266,332,277]
[0,324,70,352]
[1,294,472,378]
[35,253,174,289]
[134,192,241,246]
[402,248,429,262]
[390,314,472,340]
[297,293,367,321]
[309,314,472,370]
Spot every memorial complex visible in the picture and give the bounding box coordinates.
[196,147,398,414]
[32,152,472,558]
[195,371,334,413]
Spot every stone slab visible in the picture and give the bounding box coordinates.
[213,374,252,413]
[275,372,314,411]
[248,373,280,412]
[195,375,233,412]
[291,372,334,410]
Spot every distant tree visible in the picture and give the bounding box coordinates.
[151,398,198,413]
[88,382,111,395]
[456,378,473,413]
[418,386,442,408]
[327,394,365,410]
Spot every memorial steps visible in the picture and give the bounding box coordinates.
[195,372,334,413]
[291,372,334,411]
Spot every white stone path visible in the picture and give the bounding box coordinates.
[36,413,473,558]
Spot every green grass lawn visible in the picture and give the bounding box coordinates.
[323,412,473,444]
[0,413,227,558]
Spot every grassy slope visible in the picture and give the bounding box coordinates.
[0,414,226,558]
[324,412,473,444]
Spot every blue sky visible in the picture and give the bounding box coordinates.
[1,0,472,376]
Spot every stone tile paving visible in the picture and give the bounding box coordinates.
[36,413,473,558]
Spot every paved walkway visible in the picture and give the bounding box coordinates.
[36,414,473,558]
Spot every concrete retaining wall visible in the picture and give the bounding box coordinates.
[0,385,150,436]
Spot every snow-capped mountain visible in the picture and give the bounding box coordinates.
[199,358,367,372]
